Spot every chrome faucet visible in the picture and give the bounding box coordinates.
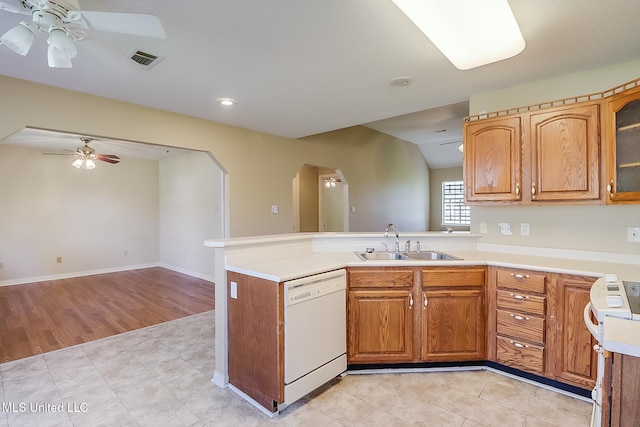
[384,223,400,253]
[405,240,411,253]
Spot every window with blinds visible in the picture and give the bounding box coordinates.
[442,180,470,225]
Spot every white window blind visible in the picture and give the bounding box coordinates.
[442,181,470,225]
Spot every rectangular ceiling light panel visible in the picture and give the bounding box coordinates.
[391,0,525,70]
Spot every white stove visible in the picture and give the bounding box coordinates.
[585,274,640,427]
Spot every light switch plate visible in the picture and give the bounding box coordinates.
[230,281,238,299]
[520,223,530,236]
[498,223,513,236]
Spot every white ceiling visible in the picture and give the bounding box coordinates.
[1,0,639,168]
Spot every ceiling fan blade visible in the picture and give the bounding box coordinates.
[97,154,120,164]
[0,2,29,14]
[72,11,166,39]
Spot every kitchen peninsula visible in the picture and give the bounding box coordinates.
[204,232,640,414]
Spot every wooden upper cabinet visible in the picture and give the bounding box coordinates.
[463,116,522,202]
[606,85,640,203]
[528,103,601,201]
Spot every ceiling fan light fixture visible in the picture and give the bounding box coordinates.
[47,27,77,68]
[72,157,96,170]
[391,0,525,70]
[0,20,39,56]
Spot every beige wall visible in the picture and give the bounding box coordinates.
[0,76,431,240]
[296,164,319,232]
[300,126,431,232]
[0,144,159,282]
[429,167,464,231]
[468,59,640,254]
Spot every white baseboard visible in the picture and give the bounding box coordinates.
[0,263,215,286]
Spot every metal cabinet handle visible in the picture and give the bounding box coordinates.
[509,340,529,349]
[531,183,537,199]
[510,273,530,279]
[423,294,428,310]
[515,183,520,196]
[510,313,530,321]
[509,293,530,300]
[409,293,413,310]
[607,179,615,198]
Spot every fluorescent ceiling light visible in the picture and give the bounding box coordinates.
[391,0,525,70]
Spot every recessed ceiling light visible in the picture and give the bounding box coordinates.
[217,98,237,106]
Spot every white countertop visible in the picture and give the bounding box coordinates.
[223,247,640,283]
[603,317,640,357]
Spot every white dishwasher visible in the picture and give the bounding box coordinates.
[283,268,347,406]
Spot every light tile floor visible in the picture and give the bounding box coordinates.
[0,311,592,426]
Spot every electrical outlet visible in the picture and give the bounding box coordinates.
[56,256,62,263]
[498,223,513,236]
[271,205,279,214]
[628,227,640,243]
[479,221,488,234]
[520,223,530,236]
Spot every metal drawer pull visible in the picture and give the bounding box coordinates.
[510,273,530,279]
[510,293,530,300]
[409,293,413,310]
[423,294,428,310]
[509,340,529,349]
[510,313,530,321]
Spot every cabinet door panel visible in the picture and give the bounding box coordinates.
[606,86,640,203]
[348,290,414,363]
[553,275,597,389]
[421,289,484,361]
[464,116,522,202]
[529,104,600,201]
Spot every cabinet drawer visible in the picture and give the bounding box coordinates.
[348,270,414,289]
[496,309,545,344]
[497,268,546,294]
[496,335,544,374]
[422,267,485,288]
[496,290,545,316]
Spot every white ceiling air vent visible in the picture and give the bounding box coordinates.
[130,50,163,69]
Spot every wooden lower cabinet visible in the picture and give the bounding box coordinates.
[610,352,640,426]
[421,288,485,361]
[488,267,597,390]
[421,267,486,361]
[347,289,414,363]
[347,266,486,364]
[226,271,283,411]
[551,273,597,389]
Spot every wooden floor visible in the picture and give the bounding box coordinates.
[0,267,215,363]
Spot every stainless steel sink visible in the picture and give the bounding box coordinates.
[404,251,461,260]
[356,251,461,261]
[356,252,409,261]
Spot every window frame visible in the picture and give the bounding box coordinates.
[441,180,470,227]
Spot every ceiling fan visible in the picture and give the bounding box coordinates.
[0,0,166,68]
[45,137,120,170]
